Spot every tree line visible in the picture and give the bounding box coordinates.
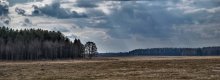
[0,27,97,60]
[99,47,220,57]
[129,47,220,56]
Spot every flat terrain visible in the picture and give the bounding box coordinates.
[0,56,220,80]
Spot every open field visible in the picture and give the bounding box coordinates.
[0,56,220,80]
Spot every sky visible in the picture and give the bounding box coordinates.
[0,0,220,52]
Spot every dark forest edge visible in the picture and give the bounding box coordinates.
[99,47,220,57]
[1,27,219,60]
[0,27,97,60]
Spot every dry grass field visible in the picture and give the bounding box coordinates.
[0,56,220,80]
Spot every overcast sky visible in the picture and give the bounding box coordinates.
[0,0,220,52]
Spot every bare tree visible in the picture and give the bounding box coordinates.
[85,41,97,59]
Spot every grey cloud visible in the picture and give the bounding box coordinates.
[171,23,220,47]
[174,23,220,40]
[52,26,70,32]
[22,18,32,26]
[190,0,220,8]
[75,0,100,8]
[8,0,28,6]
[0,0,10,25]
[15,7,26,15]
[72,0,220,51]
[0,0,9,16]
[87,0,220,39]
[32,1,87,19]
[87,1,188,39]
[0,16,10,25]
[8,0,42,6]
[6,0,220,52]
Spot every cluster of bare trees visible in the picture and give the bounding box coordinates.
[0,27,97,60]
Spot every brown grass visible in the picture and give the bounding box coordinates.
[0,56,220,80]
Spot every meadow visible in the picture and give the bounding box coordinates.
[0,56,220,80]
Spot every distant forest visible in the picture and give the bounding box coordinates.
[99,47,220,57]
[0,27,97,60]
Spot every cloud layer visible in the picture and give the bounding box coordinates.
[1,0,220,52]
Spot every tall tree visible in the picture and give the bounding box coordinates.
[85,41,97,59]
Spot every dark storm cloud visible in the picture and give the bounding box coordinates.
[85,1,188,39]
[0,0,9,15]
[5,0,220,52]
[8,0,28,6]
[8,0,43,6]
[105,4,174,39]
[32,1,87,19]
[85,0,220,40]
[69,0,220,50]
[75,0,100,8]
